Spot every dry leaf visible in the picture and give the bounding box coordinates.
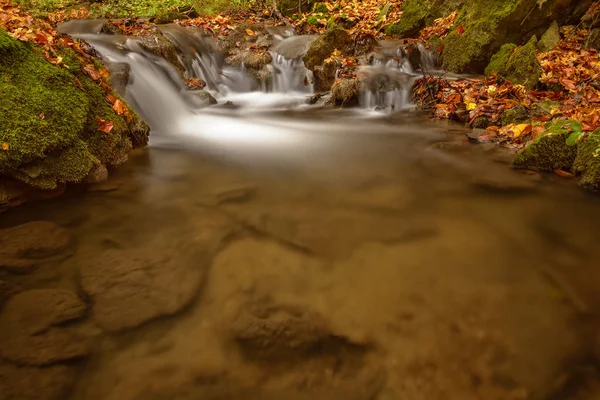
[245,28,254,36]
[112,99,126,115]
[1,142,8,151]
[96,117,114,133]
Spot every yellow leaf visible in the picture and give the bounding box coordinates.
[465,102,477,111]
[1,142,8,151]
[245,28,254,36]
[332,48,342,57]
[512,123,532,138]
[487,85,497,96]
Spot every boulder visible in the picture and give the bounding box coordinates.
[100,21,123,35]
[501,105,530,126]
[276,0,316,15]
[485,43,517,76]
[0,28,148,211]
[84,163,109,184]
[0,221,70,273]
[531,100,560,119]
[242,51,272,69]
[108,62,131,96]
[0,289,88,365]
[188,89,218,108]
[572,129,600,191]
[329,78,362,107]
[487,35,543,90]
[512,121,579,171]
[537,21,560,52]
[0,363,77,400]
[138,33,185,75]
[303,26,351,70]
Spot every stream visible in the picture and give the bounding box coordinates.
[1,20,600,400]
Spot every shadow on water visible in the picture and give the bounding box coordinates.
[1,20,600,400]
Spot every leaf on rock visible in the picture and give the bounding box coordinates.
[456,25,465,35]
[112,99,126,115]
[245,28,254,36]
[96,117,114,133]
[1,142,8,151]
[83,65,101,81]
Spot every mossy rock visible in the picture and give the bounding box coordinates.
[503,35,543,90]
[572,129,600,191]
[485,43,516,76]
[512,121,579,171]
[378,3,393,20]
[0,29,149,198]
[501,105,529,125]
[385,0,465,37]
[537,21,560,52]
[276,0,315,15]
[138,32,185,76]
[531,100,560,119]
[302,26,350,70]
[312,2,329,14]
[154,11,187,24]
[242,51,272,69]
[329,78,362,107]
[585,28,600,50]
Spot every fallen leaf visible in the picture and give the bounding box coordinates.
[74,77,84,91]
[39,112,45,119]
[83,65,101,81]
[245,28,254,36]
[96,117,114,133]
[553,169,575,178]
[1,142,8,151]
[456,25,465,35]
[512,123,532,138]
[112,99,126,115]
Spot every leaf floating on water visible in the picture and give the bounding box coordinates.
[1,142,9,151]
[96,117,114,134]
[553,169,575,178]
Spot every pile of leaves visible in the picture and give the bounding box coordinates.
[0,0,132,133]
[413,25,600,149]
[419,11,457,42]
[179,9,272,38]
[292,0,403,38]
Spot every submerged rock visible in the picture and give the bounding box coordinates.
[188,89,218,108]
[512,121,579,171]
[0,363,77,400]
[572,129,600,191]
[0,289,88,365]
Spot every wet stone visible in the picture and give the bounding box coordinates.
[0,289,88,366]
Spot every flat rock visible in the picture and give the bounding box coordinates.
[0,363,77,400]
[0,289,88,365]
[0,221,70,260]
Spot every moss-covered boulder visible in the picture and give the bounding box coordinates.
[302,26,350,70]
[329,78,362,107]
[486,36,542,90]
[0,29,149,210]
[485,43,516,76]
[154,11,187,24]
[585,28,600,50]
[242,51,272,69]
[277,0,316,15]
[572,129,600,191]
[512,121,579,171]
[501,105,530,125]
[392,0,592,74]
[537,21,560,52]
[531,100,560,119]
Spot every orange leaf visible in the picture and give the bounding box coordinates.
[112,99,126,115]
[83,65,101,81]
[106,94,117,104]
[456,25,465,35]
[96,117,114,133]
[553,169,575,178]
[245,28,254,36]
[512,123,532,138]
[1,142,8,151]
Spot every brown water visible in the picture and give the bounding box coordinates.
[1,111,600,400]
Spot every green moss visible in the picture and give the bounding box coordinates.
[501,105,529,126]
[485,43,516,76]
[572,129,600,191]
[531,100,560,119]
[502,35,542,90]
[154,11,187,23]
[312,2,328,14]
[302,26,349,70]
[330,78,361,107]
[307,15,320,26]
[377,3,392,20]
[537,21,560,52]
[512,121,579,171]
[276,0,315,15]
[0,29,148,192]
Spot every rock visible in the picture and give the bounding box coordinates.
[499,35,543,90]
[531,100,560,119]
[255,34,273,49]
[303,26,351,70]
[472,115,491,129]
[313,61,338,92]
[80,217,233,332]
[232,303,331,362]
[586,28,600,50]
[100,22,123,35]
[108,62,131,96]
[188,89,217,108]
[84,163,108,184]
[485,43,517,76]
[0,289,88,365]
[512,121,579,171]
[501,105,530,126]
[0,280,17,308]
[572,128,600,191]
[329,78,362,107]
[242,51,272,69]
[537,21,560,52]
[154,11,187,24]
[0,221,70,260]
[272,35,317,60]
[0,363,77,400]
[276,0,316,16]
[138,33,185,76]
[466,128,489,141]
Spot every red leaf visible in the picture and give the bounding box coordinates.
[83,65,101,81]
[96,117,114,133]
[112,99,126,115]
[456,25,465,35]
[553,169,575,178]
